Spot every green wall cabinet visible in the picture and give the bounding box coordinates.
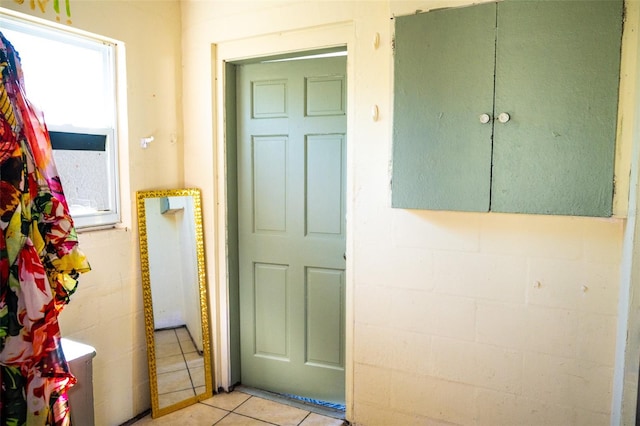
[392,0,623,217]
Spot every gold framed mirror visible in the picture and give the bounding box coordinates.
[136,188,213,418]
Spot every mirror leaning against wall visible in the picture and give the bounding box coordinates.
[136,188,213,418]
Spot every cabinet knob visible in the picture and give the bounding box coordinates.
[479,113,491,124]
[497,112,511,123]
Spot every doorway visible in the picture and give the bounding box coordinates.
[225,51,347,406]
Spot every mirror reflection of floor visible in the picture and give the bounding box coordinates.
[154,326,205,408]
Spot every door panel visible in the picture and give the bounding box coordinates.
[237,56,347,404]
[253,136,287,233]
[391,3,496,211]
[254,263,289,359]
[306,134,345,236]
[253,79,288,118]
[306,76,346,116]
[491,1,622,216]
[305,267,344,368]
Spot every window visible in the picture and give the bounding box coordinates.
[1,13,121,229]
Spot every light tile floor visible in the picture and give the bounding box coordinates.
[133,390,346,426]
[155,327,206,409]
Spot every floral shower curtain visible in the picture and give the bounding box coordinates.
[0,32,90,425]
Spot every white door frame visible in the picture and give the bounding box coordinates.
[210,22,356,418]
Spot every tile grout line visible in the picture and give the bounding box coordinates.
[202,395,253,425]
[297,411,312,426]
[175,327,197,395]
[206,396,281,426]
[229,395,288,426]
[209,408,232,426]
[158,329,193,398]
[234,386,345,420]
[156,329,186,398]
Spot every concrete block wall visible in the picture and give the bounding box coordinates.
[352,212,623,424]
[179,1,636,424]
[1,0,633,424]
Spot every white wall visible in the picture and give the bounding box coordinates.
[176,196,204,352]
[146,198,186,329]
[0,1,184,424]
[180,1,640,425]
[1,0,638,424]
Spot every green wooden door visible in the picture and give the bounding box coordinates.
[491,1,622,216]
[236,56,347,404]
[392,3,496,211]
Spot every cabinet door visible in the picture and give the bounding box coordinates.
[491,1,622,216]
[392,3,496,211]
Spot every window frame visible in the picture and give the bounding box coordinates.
[0,11,122,230]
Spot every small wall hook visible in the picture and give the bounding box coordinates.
[140,136,154,149]
[373,32,380,49]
